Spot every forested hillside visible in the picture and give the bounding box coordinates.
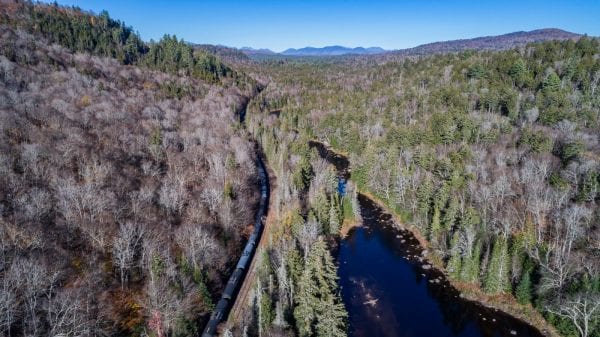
[247,38,600,336]
[0,2,261,337]
[393,28,581,55]
[0,1,248,84]
[1,2,599,337]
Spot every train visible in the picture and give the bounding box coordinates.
[201,156,269,337]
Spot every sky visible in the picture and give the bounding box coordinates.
[46,0,600,52]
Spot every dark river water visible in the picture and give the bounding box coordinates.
[308,141,544,337]
[338,195,544,337]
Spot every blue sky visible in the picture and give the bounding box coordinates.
[47,1,599,52]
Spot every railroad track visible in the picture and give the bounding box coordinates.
[228,193,274,322]
[201,156,269,337]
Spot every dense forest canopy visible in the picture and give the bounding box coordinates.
[246,37,600,337]
[1,1,243,84]
[0,1,599,337]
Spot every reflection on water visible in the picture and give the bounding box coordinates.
[338,195,544,337]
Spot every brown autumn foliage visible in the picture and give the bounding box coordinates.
[0,24,259,336]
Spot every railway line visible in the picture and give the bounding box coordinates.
[201,155,269,337]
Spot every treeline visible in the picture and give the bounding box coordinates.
[248,37,600,337]
[3,1,237,83]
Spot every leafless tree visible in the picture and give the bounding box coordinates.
[56,178,115,249]
[394,169,409,206]
[174,223,218,270]
[15,187,52,224]
[10,258,57,337]
[159,171,188,215]
[546,292,600,337]
[113,221,145,288]
[534,205,591,293]
[0,266,18,336]
[46,288,89,337]
[219,197,246,232]
[297,219,321,259]
[201,185,223,215]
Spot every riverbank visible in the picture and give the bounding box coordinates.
[358,190,559,337]
[310,140,558,337]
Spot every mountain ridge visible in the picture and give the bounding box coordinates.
[393,28,582,55]
[281,45,386,56]
[239,28,585,58]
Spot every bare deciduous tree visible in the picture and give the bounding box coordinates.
[174,223,217,269]
[546,292,600,337]
[46,288,89,337]
[113,222,145,288]
[297,219,321,259]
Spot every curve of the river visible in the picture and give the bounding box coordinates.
[310,141,544,337]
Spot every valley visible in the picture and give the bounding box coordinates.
[0,2,599,337]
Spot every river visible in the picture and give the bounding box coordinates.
[309,141,544,337]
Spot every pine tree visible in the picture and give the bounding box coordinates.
[447,232,462,280]
[429,206,442,245]
[313,189,330,228]
[442,196,459,231]
[286,247,303,287]
[484,237,511,294]
[257,278,274,336]
[461,241,481,284]
[294,239,347,337]
[293,276,316,337]
[515,270,532,304]
[509,58,529,87]
[543,70,561,93]
[460,207,480,230]
[315,295,348,337]
[416,179,433,219]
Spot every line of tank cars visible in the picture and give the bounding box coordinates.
[202,157,269,337]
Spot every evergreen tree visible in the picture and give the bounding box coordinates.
[292,155,313,191]
[429,206,442,245]
[315,296,348,337]
[509,58,529,88]
[515,270,533,304]
[293,276,316,337]
[313,189,330,228]
[460,207,480,230]
[484,237,511,294]
[447,232,462,280]
[543,70,561,93]
[461,241,481,284]
[442,196,459,231]
[294,239,347,337]
[256,278,275,335]
[416,179,433,219]
[286,247,303,293]
[467,63,487,79]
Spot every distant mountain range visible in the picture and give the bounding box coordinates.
[238,28,584,58]
[240,47,278,56]
[281,46,386,56]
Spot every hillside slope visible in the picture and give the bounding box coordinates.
[0,3,260,337]
[396,28,582,55]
